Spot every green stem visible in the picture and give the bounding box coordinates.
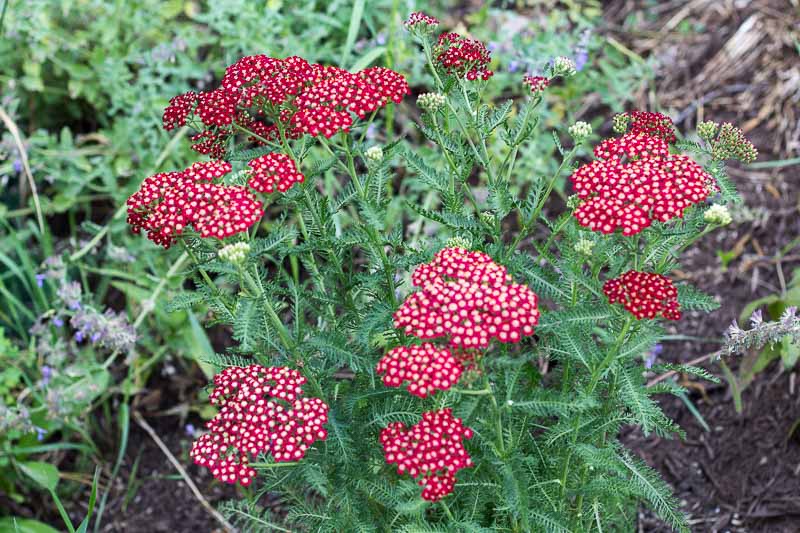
[506,147,578,258]
[340,138,398,307]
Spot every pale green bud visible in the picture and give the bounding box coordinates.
[445,236,472,250]
[365,146,383,162]
[704,204,732,226]
[218,242,250,264]
[612,113,629,134]
[573,238,595,256]
[417,92,446,112]
[552,56,577,77]
[568,121,592,142]
[697,121,719,141]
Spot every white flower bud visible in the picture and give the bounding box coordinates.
[704,204,732,226]
[218,242,250,265]
[568,121,592,142]
[365,146,384,162]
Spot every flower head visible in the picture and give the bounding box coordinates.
[162,91,197,131]
[568,121,592,142]
[127,161,263,248]
[218,241,251,264]
[380,408,473,501]
[551,56,577,77]
[190,365,329,486]
[704,204,732,226]
[571,133,716,236]
[603,271,681,320]
[404,11,439,32]
[365,146,384,162]
[697,120,719,141]
[621,111,677,143]
[417,92,446,112]
[394,248,539,349]
[435,33,493,81]
[710,123,758,163]
[376,343,463,398]
[523,75,550,94]
[247,153,304,194]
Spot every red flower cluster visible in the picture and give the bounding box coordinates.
[603,271,681,320]
[571,133,716,236]
[624,111,677,143]
[404,11,439,28]
[394,247,539,349]
[247,153,305,193]
[523,75,550,94]
[380,408,473,501]
[127,161,263,247]
[376,343,463,398]
[162,55,409,155]
[435,33,493,81]
[190,365,329,486]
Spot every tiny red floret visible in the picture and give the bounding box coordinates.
[603,271,681,320]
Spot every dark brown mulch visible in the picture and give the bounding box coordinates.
[607,1,800,531]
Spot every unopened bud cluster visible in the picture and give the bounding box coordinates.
[365,146,384,162]
[218,241,250,264]
[568,121,592,142]
[552,56,577,77]
[417,92,446,112]
[704,204,732,226]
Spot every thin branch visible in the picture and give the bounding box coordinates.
[0,106,44,233]
[132,411,236,532]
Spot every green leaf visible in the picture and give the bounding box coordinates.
[0,518,60,533]
[19,461,59,491]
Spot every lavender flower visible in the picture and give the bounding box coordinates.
[57,281,82,310]
[644,344,663,369]
[35,426,47,441]
[70,308,137,352]
[722,307,800,357]
[508,60,520,73]
[36,274,46,287]
[52,316,64,328]
[12,159,22,174]
[41,365,53,386]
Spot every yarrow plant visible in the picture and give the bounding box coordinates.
[131,11,757,532]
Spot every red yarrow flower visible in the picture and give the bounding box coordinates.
[404,11,439,28]
[380,408,473,501]
[376,343,463,398]
[523,75,550,94]
[603,271,681,320]
[247,153,305,194]
[163,91,197,131]
[190,365,329,487]
[624,110,677,144]
[166,55,409,146]
[393,247,539,350]
[571,133,716,236]
[127,160,263,247]
[435,33,493,81]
